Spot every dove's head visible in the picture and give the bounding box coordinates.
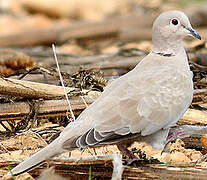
[152,10,201,54]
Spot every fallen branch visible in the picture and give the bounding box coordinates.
[179,108,207,125]
[50,154,123,180]
[192,89,207,105]
[0,77,76,99]
[0,97,98,122]
[18,157,207,179]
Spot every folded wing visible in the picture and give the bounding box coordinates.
[62,62,193,149]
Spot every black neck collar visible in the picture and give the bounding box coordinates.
[152,51,174,57]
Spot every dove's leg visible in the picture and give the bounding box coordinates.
[117,144,139,165]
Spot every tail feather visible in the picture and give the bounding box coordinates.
[10,138,65,176]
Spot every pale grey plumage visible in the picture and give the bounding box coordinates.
[10,10,200,176]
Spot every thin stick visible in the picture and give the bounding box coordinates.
[52,44,76,121]
[81,96,89,108]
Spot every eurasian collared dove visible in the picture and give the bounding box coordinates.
[10,10,201,176]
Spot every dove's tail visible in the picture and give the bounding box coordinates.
[10,138,65,176]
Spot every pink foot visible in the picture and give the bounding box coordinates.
[117,144,140,165]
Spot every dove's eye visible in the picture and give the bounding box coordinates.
[171,18,179,25]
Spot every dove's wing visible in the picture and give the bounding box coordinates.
[62,53,193,149]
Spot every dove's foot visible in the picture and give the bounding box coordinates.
[162,129,188,153]
[117,144,141,165]
[125,157,140,165]
[167,129,188,142]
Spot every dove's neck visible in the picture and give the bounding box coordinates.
[151,37,191,72]
[152,38,184,56]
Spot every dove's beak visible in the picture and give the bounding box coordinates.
[186,27,201,40]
